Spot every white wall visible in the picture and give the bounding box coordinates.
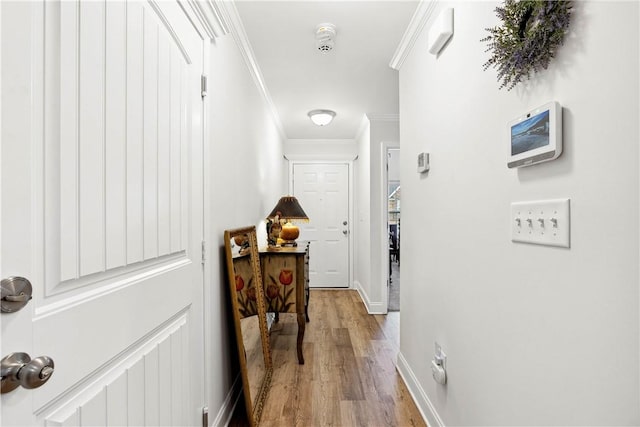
[206,33,286,422]
[398,1,639,425]
[355,119,372,303]
[368,119,400,308]
[354,116,399,312]
[388,148,401,182]
[284,139,357,162]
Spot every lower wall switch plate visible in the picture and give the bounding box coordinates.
[511,199,570,248]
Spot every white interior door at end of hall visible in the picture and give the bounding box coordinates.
[1,2,204,425]
[293,163,349,288]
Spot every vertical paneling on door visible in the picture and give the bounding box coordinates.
[105,0,127,271]
[0,1,204,425]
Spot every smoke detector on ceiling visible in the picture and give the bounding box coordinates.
[315,23,336,53]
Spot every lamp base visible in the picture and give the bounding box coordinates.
[280,222,300,241]
[279,239,298,247]
[265,239,298,251]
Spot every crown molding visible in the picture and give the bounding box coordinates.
[216,1,288,140]
[355,114,399,141]
[189,0,229,39]
[389,0,437,71]
[177,0,229,40]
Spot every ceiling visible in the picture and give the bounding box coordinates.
[233,1,419,140]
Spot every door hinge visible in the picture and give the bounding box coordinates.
[201,240,206,264]
[201,75,208,98]
[202,406,209,427]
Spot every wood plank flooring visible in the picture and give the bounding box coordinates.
[229,290,426,427]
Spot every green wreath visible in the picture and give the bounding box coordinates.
[481,0,573,90]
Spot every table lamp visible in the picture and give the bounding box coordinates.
[266,196,309,248]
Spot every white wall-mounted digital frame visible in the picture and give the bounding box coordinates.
[507,101,562,168]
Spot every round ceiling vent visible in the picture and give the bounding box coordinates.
[315,23,336,53]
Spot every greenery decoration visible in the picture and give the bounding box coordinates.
[481,0,573,90]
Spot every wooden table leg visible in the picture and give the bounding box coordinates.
[296,312,305,364]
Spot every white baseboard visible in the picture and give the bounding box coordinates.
[212,375,242,427]
[353,280,386,314]
[396,351,445,427]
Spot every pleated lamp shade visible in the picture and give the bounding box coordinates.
[267,196,309,221]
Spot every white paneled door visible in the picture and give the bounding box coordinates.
[1,1,205,425]
[293,163,350,288]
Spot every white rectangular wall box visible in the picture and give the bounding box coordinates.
[428,8,454,55]
[417,152,429,173]
[511,199,570,248]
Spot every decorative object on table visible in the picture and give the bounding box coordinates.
[224,226,272,427]
[481,0,573,90]
[265,216,282,247]
[266,196,309,248]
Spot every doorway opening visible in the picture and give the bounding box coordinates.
[387,148,400,311]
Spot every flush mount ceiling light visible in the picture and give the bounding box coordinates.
[308,109,336,126]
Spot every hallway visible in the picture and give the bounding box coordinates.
[230,290,424,426]
[1,1,637,424]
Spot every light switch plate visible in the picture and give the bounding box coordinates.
[511,199,570,248]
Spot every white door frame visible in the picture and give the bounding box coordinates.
[288,159,354,289]
[201,37,213,423]
[380,141,400,312]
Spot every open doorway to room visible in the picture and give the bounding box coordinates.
[387,148,401,311]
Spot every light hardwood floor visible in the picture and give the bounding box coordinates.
[229,290,426,427]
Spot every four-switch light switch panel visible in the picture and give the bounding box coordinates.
[511,199,570,248]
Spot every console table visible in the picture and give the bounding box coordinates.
[259,243,309,364]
